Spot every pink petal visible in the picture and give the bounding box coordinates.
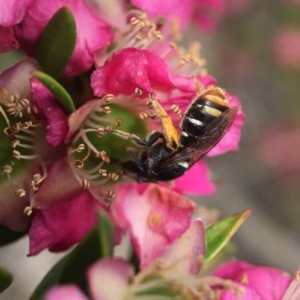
[91,47,195,97]
[66,99,100,140]
[0,0,33,27]
[214,260,292,300]
[45,285,88,300]
[173,161,216,195]
[208,92,245,156]
[88,258,134,300]
[31,77,69,146]
[220,283,262,300]
[159,219,205,275]
[84,0,127,30]
[0,0,33,52]
[33,159,81,207]
[16,0,113,75]
[29,190,101,255]
[0,58,39,97]
[0,26,19,52]
[283,267,300,300]
[111,183,195,269]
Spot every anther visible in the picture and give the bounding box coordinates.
[32,173,43,185]
[103,94,114,103]
[104,125,113,132]
[171,104,181,115]
[105,190,115,199]
[139,112,149,119]
[15,188,26,197]
[114,118,123,127]
[102,106,111,114]
[98,168,108,177]
[11,139,20,148]
[76,144,85,153]
[3,126,14,136]
[135,87,143,95]
[81,178,90,189]
[2,165,12,174]
[109,172,119,181]
[12,149,21,159]
[74,160,84,168]
[97,127,106,137]
[24,206,33,217]
[31,180,39,191]
[146,99,154,109]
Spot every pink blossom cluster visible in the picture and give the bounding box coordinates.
[1,1,297,299]
[45,260,300,300]
[0,0,243,254]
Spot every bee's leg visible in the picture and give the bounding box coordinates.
[108,129,164,147]
[149,95,179,151]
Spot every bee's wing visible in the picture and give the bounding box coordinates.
[162,107,238,167]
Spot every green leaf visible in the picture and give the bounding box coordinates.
[35,7,76,78]
[98,211,114,257]
[0,225,26,246]
[0,265,13,292]
[205,210,251,262]
[30,213,115,299]
[33,71,75,112]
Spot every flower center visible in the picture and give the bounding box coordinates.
[0,90,47,215]
[67,94,148,202]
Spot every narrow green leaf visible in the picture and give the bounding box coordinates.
[0,265,13,292]
[205,210,251,262]
[98,211,114,257]
[0,225,25,246]
[33,71,75,112]
[30,214,115,299]
[35,7,76,78]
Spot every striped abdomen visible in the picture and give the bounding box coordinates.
[180,96,229,146]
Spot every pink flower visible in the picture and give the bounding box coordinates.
[0,0,33,52]
[220,283,262,300]
[91,43,243,195]
[213,260,293,300]
[91,47,195,97]
[45,285,89,300]
[88,258,134,300]
[45,219,206,299]
[29,190,104,255]
[16,0,113,75]
[111,184,195,269]
[258,123,300,179]
[272,28,300,69]
[157,219,205,276]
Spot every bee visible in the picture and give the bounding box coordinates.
[111,86,238,182]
